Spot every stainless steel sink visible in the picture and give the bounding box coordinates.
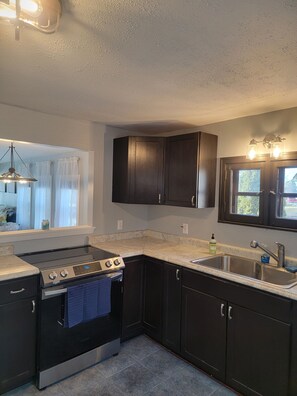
[191,255,297,288]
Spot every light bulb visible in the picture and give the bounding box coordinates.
[272,144,281,159]
[247,139,258,160]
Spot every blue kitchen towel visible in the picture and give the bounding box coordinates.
[64,284,84,328]
[83,277,111,322]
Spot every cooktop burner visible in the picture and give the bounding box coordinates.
[18,245,125,287]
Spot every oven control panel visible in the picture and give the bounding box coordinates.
[41,256,125,287]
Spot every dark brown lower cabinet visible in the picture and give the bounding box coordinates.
[121,256,144,341]
[142,257,164,342]
[181,287,227,381]
[0,298,36,394]
[226,304,290,396]
[181,268,291,396]
[162,263,182,353]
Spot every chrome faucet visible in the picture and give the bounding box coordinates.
[250,240,285,268]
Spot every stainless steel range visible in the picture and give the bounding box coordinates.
[19,245,125,389]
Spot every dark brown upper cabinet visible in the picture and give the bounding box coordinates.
[164,132,218,207]
[112,132,218,208]
[112,136,165,204]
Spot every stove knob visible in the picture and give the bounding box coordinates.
[114,259,121,266]
[48,271,58,280]
[60,269,69,278]
[105,260,113,268]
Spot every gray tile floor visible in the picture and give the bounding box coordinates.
[5,335,238,396]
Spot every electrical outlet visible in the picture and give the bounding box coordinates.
[182,223,188,234]
[117,219,123,230]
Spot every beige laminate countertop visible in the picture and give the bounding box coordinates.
[0,255,39,282]
[91,236,297,301]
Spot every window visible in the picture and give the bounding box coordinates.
[219,153,297,231]
[0,140,91,232]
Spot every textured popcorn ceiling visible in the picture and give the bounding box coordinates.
[0,0,297,129]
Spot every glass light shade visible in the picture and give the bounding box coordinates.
[271,140,284,159]
[0,0,61,34]
[247,140,258,160]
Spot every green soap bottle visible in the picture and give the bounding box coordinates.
[209,233,217,254]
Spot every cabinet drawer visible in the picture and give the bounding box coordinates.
[182,269,291,323]
[0,276,38,304]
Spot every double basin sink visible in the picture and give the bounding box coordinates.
[191,255,297,289]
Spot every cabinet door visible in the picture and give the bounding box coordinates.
[165,132,217,208]
[0,298,36,394]
[122,257,144,341]
[162,263,181,353]
[133,137,165,204]
[181,286,226,381]
[165,133,199,207]
[112,136,165,204]
[143,258,164,342]
[226,303,290,396]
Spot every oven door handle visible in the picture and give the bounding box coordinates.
[43,288,68,298]
[42,271,123,300]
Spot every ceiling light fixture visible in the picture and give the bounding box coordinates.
[0,0,61,40]
[0,143,37,183]
[247,133,286,160]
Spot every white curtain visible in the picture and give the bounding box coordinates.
[33,161,52,229]
[16,163,31,230]
[54,157,80,227]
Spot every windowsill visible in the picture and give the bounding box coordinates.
[0,225,96,243]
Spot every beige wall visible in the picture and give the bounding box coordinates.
[147,107,297,257]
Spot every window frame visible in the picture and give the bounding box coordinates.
[219,152,297,231]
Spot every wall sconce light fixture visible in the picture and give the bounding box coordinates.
[247,133,286,160]
[0,143,37,183]
[0,0,61,40]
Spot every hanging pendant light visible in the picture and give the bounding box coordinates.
[0,0,61,40]
[0,143,37,183]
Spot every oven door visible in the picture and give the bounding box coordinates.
[37,271,123,374]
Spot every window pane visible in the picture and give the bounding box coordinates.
[238,169,260,193]
[278,197,297,219]
[284,168,297,193]
[232,196,260,216]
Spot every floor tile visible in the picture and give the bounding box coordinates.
[144,380,183,396]
[97,347,136,378]
[140,347,188,381]
[121,335,161,362]
[166,364,221,396]
[110,363,161,395]
[211,384,239,396]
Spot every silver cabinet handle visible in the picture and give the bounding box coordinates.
[32,300,36,313]
[220,303,225,317]
[10,288,25,294]
[191,195,195,207]
[270,190,276,195]
[176,269,180,281]
[158,193,161,204]
[228,306,233,320]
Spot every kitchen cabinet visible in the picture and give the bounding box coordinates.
[181,269,291,396]
[112,131,217,208]
[112,136,165,204]
[142,257,164,342]
[122,256,144,341]
[162,262,182,353]
[164,132,217,207]
[0,276,38,395]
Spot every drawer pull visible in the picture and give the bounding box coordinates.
[32,300,35,313]
[220,303,225,317]
[10,288,25,294]
[191,195,195,207]
[228,305,233,320]
[176,269,180,281]
[158,193,161,204]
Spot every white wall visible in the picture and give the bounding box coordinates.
[147,107,297,258]
[0,104,148,253]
